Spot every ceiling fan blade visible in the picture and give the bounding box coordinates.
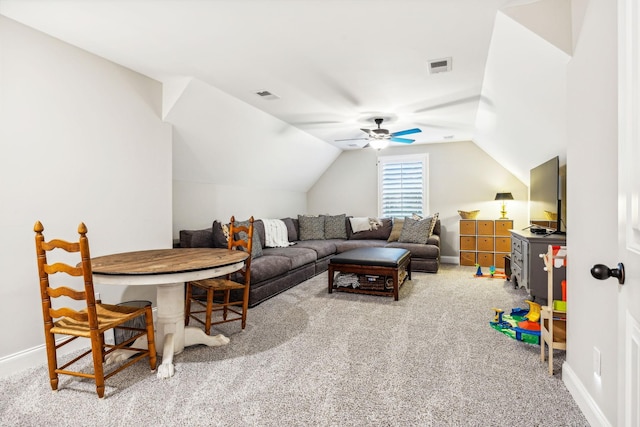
[360,128,373,135]
[390,137,414,144]
[335,137,369,142]
[391,128,421,137]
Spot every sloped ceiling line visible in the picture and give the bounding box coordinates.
[162,76,192,120]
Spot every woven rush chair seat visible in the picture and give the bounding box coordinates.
[51,304,152,337]
[34,221,157,398]
[189,278,246,293]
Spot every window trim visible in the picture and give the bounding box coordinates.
[377,153,429,218]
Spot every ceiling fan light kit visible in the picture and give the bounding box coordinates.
[369,139,389,150]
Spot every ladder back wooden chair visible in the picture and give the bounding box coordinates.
[34,221,157,398]
[185,216,254,332]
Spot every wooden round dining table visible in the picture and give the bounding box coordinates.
[91,248,248,378]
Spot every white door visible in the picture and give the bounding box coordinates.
[617,0,640,424]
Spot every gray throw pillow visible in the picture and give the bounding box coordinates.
[298,215,325,240]
[398,216,433,244]
[324,214,347,239]
[234,219,263,259]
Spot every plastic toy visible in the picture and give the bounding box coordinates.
[517,300,541,330]
[489,302,541,345]
[475,264,483,277]
[472,266,507,279]
[490,308,511,329]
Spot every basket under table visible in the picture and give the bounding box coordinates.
[328,247,412,301]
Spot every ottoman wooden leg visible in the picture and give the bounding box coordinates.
[328,265,334,294]
[393,268,399,301]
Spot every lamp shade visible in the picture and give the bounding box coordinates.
[494,192,514,201]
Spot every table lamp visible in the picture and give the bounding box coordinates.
[495,192,514,219]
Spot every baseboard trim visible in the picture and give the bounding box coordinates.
[1,307,157,379]
[440,256,458,264]
[0,339,87,379]
[562,361,612,427]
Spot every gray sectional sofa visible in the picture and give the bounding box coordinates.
[179,215,440,307]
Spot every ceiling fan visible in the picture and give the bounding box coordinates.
[336,118,422,148]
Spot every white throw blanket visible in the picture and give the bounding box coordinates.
[262,219,291,248]
[349,217,372,233]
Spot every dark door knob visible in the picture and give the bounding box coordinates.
[591,263,625,285]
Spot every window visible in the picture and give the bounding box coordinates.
[378,154,428,218]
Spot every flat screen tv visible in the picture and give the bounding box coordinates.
[529,156,565,233]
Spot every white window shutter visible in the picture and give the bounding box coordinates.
[378,154,428,218]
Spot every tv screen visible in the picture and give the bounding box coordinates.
[529,156,563,232]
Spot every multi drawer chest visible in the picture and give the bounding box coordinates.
[459,219,513,269]
[510,229,566,304]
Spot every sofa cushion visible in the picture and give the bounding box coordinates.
[298,215,325,240]
[180,228,214,248]
[335,239,387,253]
[386,241,440,259]
[324,214,347,239]
[398,216,432,244]
[294,239,338,259]
[426,233,440,246]
[249,254,292,283]
[192,230,213,248]
[262,247,317,269]
[348,218,392,240]
[280,217,298,242]
[387,218,404,242]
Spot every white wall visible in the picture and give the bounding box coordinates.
[168,78,341,236]
[307,141,528,259]
[475,10,570,185]
[563,0,619,424]
[0,17,172,373]
[173,180,307,234]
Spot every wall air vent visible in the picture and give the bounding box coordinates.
[254,90,280,100]
[428,57,452,74]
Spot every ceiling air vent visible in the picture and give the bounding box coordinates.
[428,57,452,74]
[254,90,280,100]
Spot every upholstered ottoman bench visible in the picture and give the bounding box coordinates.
[328,247,411,301]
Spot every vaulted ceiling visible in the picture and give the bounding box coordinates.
[0,0,573,187]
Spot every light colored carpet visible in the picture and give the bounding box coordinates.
[0,265,589,426]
